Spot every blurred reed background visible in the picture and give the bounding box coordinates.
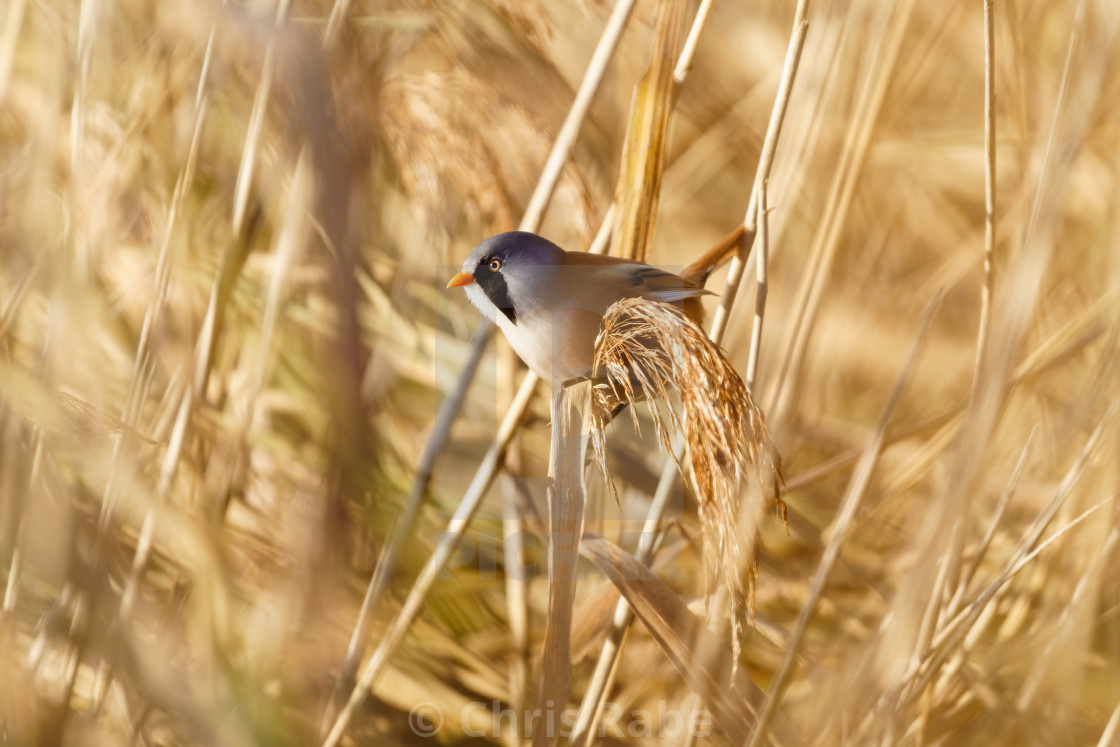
[1,0,1119,745]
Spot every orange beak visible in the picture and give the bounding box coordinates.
[447,271,476,288]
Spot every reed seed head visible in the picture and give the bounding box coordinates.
[589,297,785,663]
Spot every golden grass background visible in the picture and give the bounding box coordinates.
[1,0,1119,744]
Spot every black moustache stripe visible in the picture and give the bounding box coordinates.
[475,268,517,324]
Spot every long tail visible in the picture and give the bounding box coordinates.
[680,223,747,288]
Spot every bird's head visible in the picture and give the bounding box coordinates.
[447,231,565,325]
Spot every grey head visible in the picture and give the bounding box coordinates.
[461,231,566,325]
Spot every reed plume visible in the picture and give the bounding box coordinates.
[589,297,785,663]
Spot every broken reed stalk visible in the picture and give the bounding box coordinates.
[533,382,591,747]
[610,0,683,263]
[589,298,783,665]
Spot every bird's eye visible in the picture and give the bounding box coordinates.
[489,259,502,271]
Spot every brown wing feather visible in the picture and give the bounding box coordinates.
[560,249,710,327]
[560,223,745,287]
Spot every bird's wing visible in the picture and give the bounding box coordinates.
[560,251,712,302]
[555,250,711,328]
[626,265,713,303]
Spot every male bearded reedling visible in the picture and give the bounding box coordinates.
[447,230,742,388]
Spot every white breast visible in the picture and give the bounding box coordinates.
[464,284,602,387]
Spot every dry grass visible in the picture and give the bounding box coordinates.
[2,1,1120,746]
[589,297,783,667]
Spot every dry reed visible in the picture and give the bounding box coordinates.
[2,1,1119,745]
[589,297,784,663]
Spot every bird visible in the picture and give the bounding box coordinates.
[447,228,744,388]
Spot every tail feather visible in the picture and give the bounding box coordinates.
[680,223,747,288]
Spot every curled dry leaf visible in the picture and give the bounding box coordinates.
[588,297,785,665]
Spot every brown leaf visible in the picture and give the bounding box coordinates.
[580,535,802,746]
[611,0,684,262]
